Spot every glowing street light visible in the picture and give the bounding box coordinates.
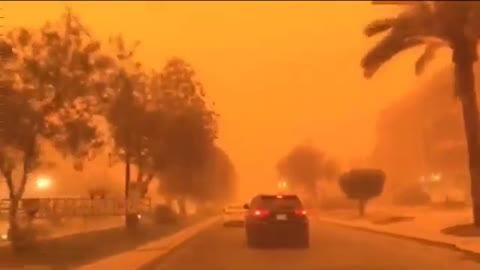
[35,177,52,190]
[431,173,442,182]
[277,180,288,190]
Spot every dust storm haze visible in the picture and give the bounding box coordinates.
[4,2,480,270]
[2,1,453,199]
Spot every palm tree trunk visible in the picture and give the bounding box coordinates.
[454,55,480,226]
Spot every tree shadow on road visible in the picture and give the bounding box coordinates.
[0,217,202,269]
[441,224,480,265]
[441,223,480,237]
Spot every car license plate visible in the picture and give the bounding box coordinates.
[276,214,287,220]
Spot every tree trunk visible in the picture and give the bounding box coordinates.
[136,168,144,184]
[166,196,174,209]
[177,197,187,217]
[140,173,154,197]
[8,196,19,242]
[135,136,144,184]
[125,152,131,199]
[125,149,136,229]
[453,44,480,226]
[5,154,32,249]
[358,199,366,217]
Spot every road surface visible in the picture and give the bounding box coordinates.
[146,219,480,270]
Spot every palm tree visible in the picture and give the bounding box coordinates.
[361,1,480,225]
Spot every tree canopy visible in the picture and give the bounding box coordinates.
[339,169,386,216]
[276,143,339,196]
[0,8,234,228]
[362,1,480,225]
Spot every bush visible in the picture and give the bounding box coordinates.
[393,185,431,206]
[339,169,386,216]
[88,188,108,199]
[8,226,38,251]
[432,196,468,210]
[125,213,141,231]
[153,204,178,224]
[197,205,221,216]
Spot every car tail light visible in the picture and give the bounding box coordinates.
[294,209,307,216]
[253,209,269,217]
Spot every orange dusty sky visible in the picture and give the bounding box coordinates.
[2,1,451,198]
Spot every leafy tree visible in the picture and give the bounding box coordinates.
[99,35,157,229]
[152,58,218,216]
[105,49,217,219]
[339,169,386,216]
[0,9,107,247]
[193,145,236,205]
[276,143,339,200]
[393,184,431,206]
[361,1,480,225]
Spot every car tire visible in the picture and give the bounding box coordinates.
[247,236,256,248]
[298,231,310,248]
[300,238,310,248]
[246,229,259,248]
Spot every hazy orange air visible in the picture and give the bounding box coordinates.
[3,1,452,199]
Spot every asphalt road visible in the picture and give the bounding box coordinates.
[146,219,480,270]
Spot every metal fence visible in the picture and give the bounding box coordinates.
[0,197,152,219]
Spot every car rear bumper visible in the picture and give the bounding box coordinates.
[223,215,245,224]
[246,221,308,239]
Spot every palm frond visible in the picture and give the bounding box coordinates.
[414,42,444,75]
[361,1,439,79]
[364,18,396,37]
[361,33,424,79]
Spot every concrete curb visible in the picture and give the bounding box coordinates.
[318,216,480,258]
[76,216,220,270]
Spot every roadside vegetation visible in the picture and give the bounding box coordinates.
[0,8,236,249]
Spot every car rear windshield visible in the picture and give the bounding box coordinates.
[258,195,302,209]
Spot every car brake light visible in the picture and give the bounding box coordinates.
[253,209,269,217]
[295,209,307,216]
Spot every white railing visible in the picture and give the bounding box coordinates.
[0,197,152,218]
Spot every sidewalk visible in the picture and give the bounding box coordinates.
[76,216,219,270]
[318,206,480,254]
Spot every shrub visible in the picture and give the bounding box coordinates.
[393,185,431,206]
[153,204,178,224]
[339,169,386,216]
[319,197,357,210]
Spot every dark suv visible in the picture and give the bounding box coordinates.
[244,194,309,248]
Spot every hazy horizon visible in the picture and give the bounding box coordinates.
[2,1,455,198]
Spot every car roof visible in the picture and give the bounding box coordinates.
[256,194,299,199]
[226,204,244,208]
